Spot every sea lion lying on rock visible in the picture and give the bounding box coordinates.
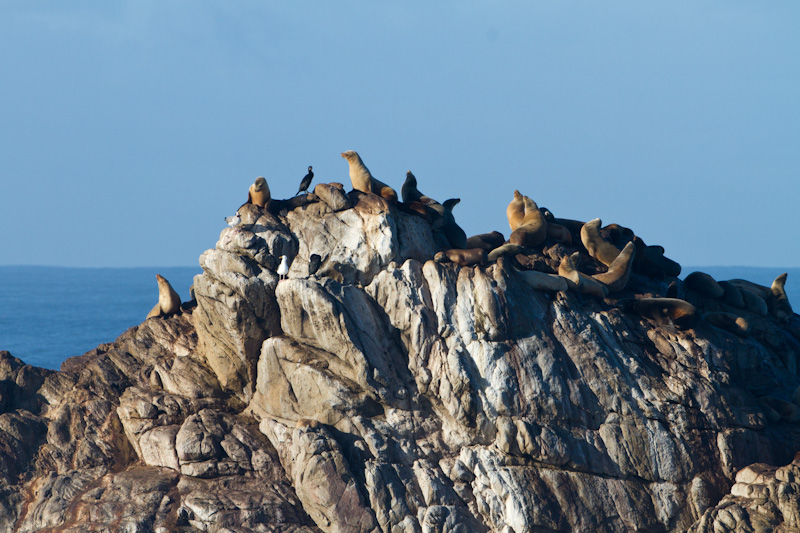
[434,248,487,267]
[466,231,505,251]
[623,297,697,329]
[487,243,522,262]
[559,253,608,298]
[684,271,725,299]
[703,312,750,337]
[592,241,636,293]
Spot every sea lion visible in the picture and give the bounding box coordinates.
[580,219,621,266]
[441,198,467,249]
[402,170,431,204]
[296,166,314,195]
[623,298,697,329]
[592,241,636,293]
[552,218,586,237]
[146,274,182,319]
[506,190,525,231]
[434,248,488,266]
[546,223,572,244]
[539,207,555,222]
[718,281,745,309]
[466,231,505,251]
[738,286,769,316]
[558,253,608,298]
[487,243,522,262]
[341,150,398,201]
[633,239,682,279]
[601,223,635,247]
[516,269,568,292]
[703,312,750,337]
[684,271,725,299]
[767,272,793,322]
[247,177,271,208]
[509,195,548,248]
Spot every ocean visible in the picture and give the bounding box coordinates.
[0,265,797,371]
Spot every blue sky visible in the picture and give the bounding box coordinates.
[1,2,798,268]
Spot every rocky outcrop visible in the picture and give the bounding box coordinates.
[2,186,800,532]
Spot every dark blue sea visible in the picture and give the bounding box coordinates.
[0,265,797,371]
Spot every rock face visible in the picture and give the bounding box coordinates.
[2,188,800,532]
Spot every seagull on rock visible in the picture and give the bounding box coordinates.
[225,214,241,226]
[277,255,289,280]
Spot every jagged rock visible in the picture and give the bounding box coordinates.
[1,190,800,532]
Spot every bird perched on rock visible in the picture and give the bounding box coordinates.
[277,255,289,280]
[308,254,322,276]
[296,166,314,195]
[224,213,241,226]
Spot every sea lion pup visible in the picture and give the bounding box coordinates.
[580,218,621,266]
[247,176,271,208]
[434,248,488,267]
[592,241,636,293]
[703,312,750,337]
[684,271,725,299]
[767,272,793,322]
[146,274,182,319]
[507,190,525,231]
[623,298,697,329]
[509,195,548,248]
[516,269,568,292]
[466,231,505,251]
[487,243,522,262]
[340,150,398,201]
[441,198,468,249]
[558,253,608,298]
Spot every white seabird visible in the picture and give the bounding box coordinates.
[277,255,289,280]
[225,214,241,226]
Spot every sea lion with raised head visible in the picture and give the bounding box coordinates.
[434,248,488,267]
[623,298,697,329]
[684,271,725,299]
[466,231,505,251]
[146,274,182,320]
[341,150,398,201]
[581,218,621,266]
[592,241,636,293]
[558,253,608,298]
[247,177,271,208]
[509,195,548,248]
[767,272,793,322]
[506,190,525,231]
[487,243,522,262]
[441,198,467,249]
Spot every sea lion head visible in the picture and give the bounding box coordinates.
[514,190,522,200]
[443,198,461,211]
[253,177,268,191]
[341,150,358,161]
[405,171,416,185]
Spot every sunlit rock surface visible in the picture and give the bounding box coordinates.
[1,189,800,532]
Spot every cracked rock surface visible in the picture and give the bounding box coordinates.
[2,191,800,532]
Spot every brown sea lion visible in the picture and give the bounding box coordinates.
[623,298,697,329]
[341,150,398,201]
[684,271,725,299]
[558,253,608,298]
[580,218,621,266]
[703,312,750,337]
[247,176,271,208]
[509,195,548,248]
[633,239,682,279]
[552,218,586,236]
[487,243,522,262]
[506,190,525,231]
[466,231,505,250]
[592,241,636,293]
[547,223,572,244]
[767,272,793,322]
[601,223,635,247]
[146,274,182,320]
[434,248,488,266]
